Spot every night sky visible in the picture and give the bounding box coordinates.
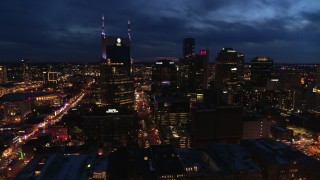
[1,0,320,63]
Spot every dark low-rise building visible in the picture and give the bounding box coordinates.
[241,138,320,180]
[176,143,262,179]
[108,145,186,180]
[15,154,108,180]
[22,138,51,161]
[243,111,271,139]
[204,143,262,179]
[151,59,178,97]
[191,104,243,147]
[270,125,293,141]
[153,96,190,148]
[7,159,25,179]
[82,106,139,153]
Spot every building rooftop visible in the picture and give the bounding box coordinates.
[154,96,189,103]
[0,92,56,102]
[0,123,26,130]
[108,145,185,179]
[15,154,108,180]
[205,143,261,175]
[0,83,15,88]
[149,145,185,175]
[35,145,91,155]
[241,138,319,165]
[175,148,212,177]
[192,103,242,111]
[271,125,292,132]
[81,106,135,116]
[243,111,264,121]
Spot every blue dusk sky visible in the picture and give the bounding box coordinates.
[0,0,320,63]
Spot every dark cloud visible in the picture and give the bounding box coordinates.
[0,0,319,63]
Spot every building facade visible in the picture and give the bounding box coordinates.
[251,57,273,87]
[153,96,190,148]
[151,59,178,97]
[215,48,244,105]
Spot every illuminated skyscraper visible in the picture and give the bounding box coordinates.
[21,59,31,83]
[251,57,273,87]
[215,48,244,104]
[99,17,134,110]
[190,50,209,93]
[179,38,208,101]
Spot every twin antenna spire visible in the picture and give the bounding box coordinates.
[101,15,131,60]
[128,18,131,42]
[101,14,131,41]
[101,14,106,60]
[101,15,105,37]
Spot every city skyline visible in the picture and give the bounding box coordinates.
[0,0,320,63]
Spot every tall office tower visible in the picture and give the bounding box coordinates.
[183,38,195,58]
[21,59,32,83]
[178,57,190,92]
[99,17,134,110]
[179,38,208,102]
[215,48,244,105]
[151,59,178,97]
[250,57,273,87]
[181,49,210,102]
[190,50,209,93]
[179,38,195,91]
[0,65,7,84]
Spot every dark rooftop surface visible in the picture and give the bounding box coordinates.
[0,123,26,129]
[205,143,261,175]
[15,154,108,180]
[271,125,292,132]
[149,145,185,175]
[241,138,319,165]
[154,96,189,103]
[108,145,185,179]
[0,92,55,102]
[81,106,135,116]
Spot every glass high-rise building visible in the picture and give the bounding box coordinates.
[251,57,273,87]
[189,50,209,93]
[215,48,244,105]
[179,38,208,101]
[99,16,134,110]
[100,36,134,110]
